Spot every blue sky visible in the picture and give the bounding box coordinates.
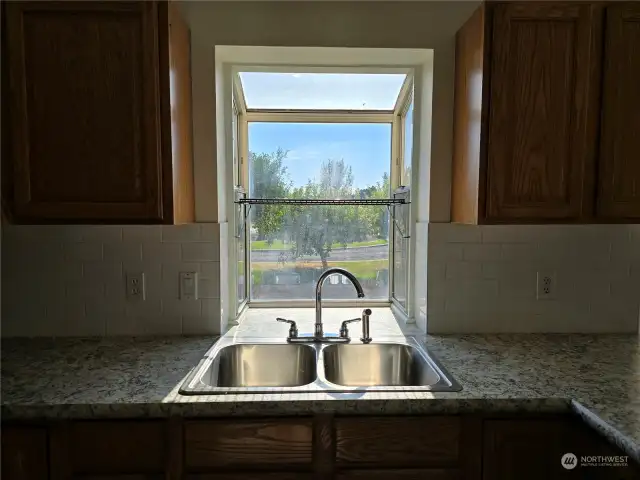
[248,122,391,190]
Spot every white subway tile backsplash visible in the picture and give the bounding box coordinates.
[428,223,639,333]
[104,242,143,264]
[462,244,501,262]
[181,242,218,262]
[198,277,220,299]
[64,242,103,262]
[162,297,201,317]
[142,242,182,262]
[122,225,162,243]
[83,261,123,284]
[162,224,201,242]
[2,224,223,337]
[183,314,217,335]
[445,262,482,280]
[200,223,220,241]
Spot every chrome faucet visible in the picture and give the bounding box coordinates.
[277,267,366,343]
[315,267,364,337]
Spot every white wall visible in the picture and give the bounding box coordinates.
[1,225,222,337]
[427,224,640,333]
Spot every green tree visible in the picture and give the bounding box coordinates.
[249,148,291,240]
[286,159,366,269]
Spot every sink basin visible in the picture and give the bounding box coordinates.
[201,344,316,387]
[180,336,460,394]
[322,343,441,387]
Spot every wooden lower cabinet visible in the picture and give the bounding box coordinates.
[1,426,48,480]
[1,415,638,480]
[336,469,461,479]
[483,418,640,480]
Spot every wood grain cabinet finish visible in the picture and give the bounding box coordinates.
[335,416,461,468]
[597,3,640,220]
[452,1,616,224]
[48,421,167,478]
[1,427,49,480]
[485,2,601,222]
[336,469,461,480]
[184,419,314,471]
[483,419,640,480]
[3,1,194,224]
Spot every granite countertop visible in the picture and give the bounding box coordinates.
[1,308,639,462]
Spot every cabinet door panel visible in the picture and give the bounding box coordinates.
[5,1,164,221]
[598,3,640,220]
[335,416,460,468]
[483,419,574,480]
[185,419,313,470]
[486,3,601,221]
[1,427,48,480]
[336,469,460,480]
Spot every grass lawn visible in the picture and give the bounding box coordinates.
[250,239,388,250]
[251,259,387,279]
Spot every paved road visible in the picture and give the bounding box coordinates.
[250,244,389,262]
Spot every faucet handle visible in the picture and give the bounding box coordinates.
[339,318,361,339]
[276,318,298,338]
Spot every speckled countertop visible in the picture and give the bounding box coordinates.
[2,308,639,462]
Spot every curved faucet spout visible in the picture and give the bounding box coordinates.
[315,268,365,337]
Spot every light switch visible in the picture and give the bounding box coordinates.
[180,272,198,300]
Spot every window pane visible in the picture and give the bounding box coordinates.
[250,205,389,300]
[248,122,392,301]
[403,99,413,186]
[392,98,413,311]
[248,123,391,196]
[239,72,406,110]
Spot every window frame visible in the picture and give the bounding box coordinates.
[234,70,410,309]
[390,75,414,315]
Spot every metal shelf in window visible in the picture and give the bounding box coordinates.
[235,198,407,206]
[233,187,411,239]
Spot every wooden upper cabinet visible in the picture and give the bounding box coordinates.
[452,2,603,224]
[3,1,194,224]
[597,3,640,220]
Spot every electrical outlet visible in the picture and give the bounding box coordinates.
[536,271,556,300]
[180,272,198,300]
[126,272,145,301]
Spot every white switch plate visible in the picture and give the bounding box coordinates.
[126,272,145,301]
[536,271,556,300]
[180,272,198,300]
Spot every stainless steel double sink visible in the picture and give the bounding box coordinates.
[180,336,461,394]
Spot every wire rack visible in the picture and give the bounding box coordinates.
[234,189,411,239]
[235,198,408,206]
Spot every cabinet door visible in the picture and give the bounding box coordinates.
[1,427,48,480]
[486,3,601,222]
[49,421,167,478]
[483,419,575,480]
[597,3,640,220]
[5,1,165,222]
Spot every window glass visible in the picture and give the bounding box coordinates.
[239,72,406,110]
[247,122,391,300]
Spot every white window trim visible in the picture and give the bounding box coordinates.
[231,66,414,310]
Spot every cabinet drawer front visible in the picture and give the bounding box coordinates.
[186,475,313,480]
[335,417,460,467]
[68,421,166,474]
[185,419,313,470]
[337,469,461,480]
